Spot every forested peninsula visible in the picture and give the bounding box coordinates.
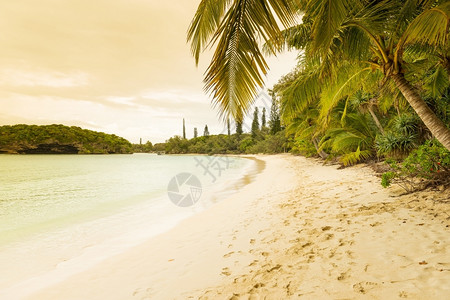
[0,124,132,154]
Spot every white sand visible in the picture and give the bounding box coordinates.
[4,154,450,299]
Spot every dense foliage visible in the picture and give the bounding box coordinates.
[189,0,450,150]
[132,141,153,153]
[0,124,133,154]
[189,0,450,190]
[162,130,288,155]
[381,140,450,192]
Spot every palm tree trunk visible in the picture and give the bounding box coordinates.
[367,106,385,135]
[312,137,328,159]
[391,73,450,150]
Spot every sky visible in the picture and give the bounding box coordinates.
[0,0,298,143]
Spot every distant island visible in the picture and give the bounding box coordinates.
[0,124,133,154]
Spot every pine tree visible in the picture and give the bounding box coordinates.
[183,118,186,139]
[203,125,210,137]
[236,120,243,135]
[251,107,259,138]
[269,99,281,135]
[194,127,198,138]
[261,108,266,129]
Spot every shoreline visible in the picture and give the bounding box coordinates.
[0,154,262,299]
[4,154,449,299]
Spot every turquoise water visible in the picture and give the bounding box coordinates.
[0,154,253,246]
[0,154,257,294]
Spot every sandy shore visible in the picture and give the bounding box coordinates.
[17,155,450,299]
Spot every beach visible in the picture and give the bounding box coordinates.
[8,154,450,299]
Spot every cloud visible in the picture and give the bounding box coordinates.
[0,0,298,142]
[0,68,90,87]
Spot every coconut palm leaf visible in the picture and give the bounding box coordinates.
[189,0,296,121]
[262,22,313,53]
[318,64,372,125]
[400,2,450,48]
[187,0,230,65]
[340,147,372,166]
[280,69,322,121]
[305,0,353,52]
[425,65,450,98]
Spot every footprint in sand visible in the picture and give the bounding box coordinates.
[337,270,350,281]
[324,233,334,240]
[353,281,378,294]
[223,251,234,258]
[249,260,259,266]
[132,287,153,300]
[399,291,408,298]
[221,267,231,276]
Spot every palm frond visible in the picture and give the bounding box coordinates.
[425,64,450,98]
[262,22,312,54]
[340,147,372,166]
[193,0,296,121]
[187,0,230,65]
[280,68,322,121]
[401,2,450,48]
[318,65,372,125]
[306,0,353,52]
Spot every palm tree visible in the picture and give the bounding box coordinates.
[188,0,450,150]
[187,0,296,122]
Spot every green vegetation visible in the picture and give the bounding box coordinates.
[381,140,449,193]
[188,0,450,191]
[203,125,210,137]
[163,131,288,155]
[0,124,133,154]
[251,107,260,138]
[188,0,450,150]
[162,102,287,154]
[132,141,153,153]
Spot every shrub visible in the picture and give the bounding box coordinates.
[376,113,424,158]
[376,132,417,159]
[381,139,450,192]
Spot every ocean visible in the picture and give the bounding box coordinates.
[0,154,258,294]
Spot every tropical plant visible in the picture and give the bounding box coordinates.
[320,110,377,166]
[188,0,450,150]
[381,139,450,192]
[376,113,426,158]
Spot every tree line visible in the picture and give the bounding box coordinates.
[0,124,133,154]
[150,98,286,154]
